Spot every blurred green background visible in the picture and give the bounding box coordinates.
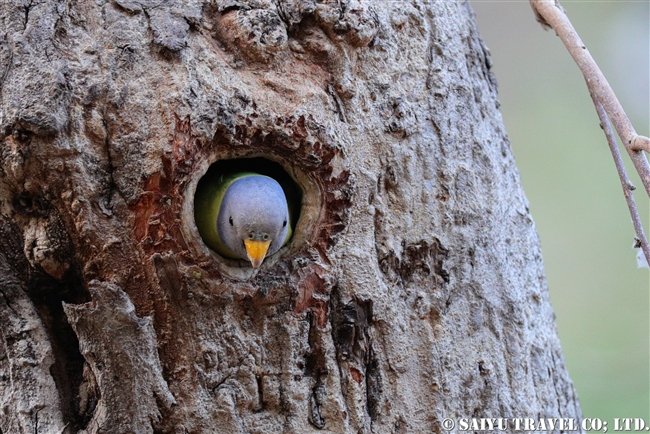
[471,0,649,420]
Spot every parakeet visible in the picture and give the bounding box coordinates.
[194,171,292,268]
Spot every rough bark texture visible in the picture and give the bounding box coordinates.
[0,0,581,433]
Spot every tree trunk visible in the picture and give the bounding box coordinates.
[0,0,581,433]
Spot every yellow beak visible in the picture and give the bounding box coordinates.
[244,239,271,269]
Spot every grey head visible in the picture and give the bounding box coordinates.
[217,175,289,268]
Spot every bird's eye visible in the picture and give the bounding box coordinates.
[262,234,269,241]
[282,220,287,228]
[248,232,255,240]
[229,216,233,226]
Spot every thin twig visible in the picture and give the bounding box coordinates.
[529,0,650,265]
[590,92,650,267]
[529,0,650,197]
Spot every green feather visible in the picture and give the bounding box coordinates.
[194,171,294,259]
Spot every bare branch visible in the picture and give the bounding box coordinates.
[590,93,650,267]
[529,0,650,195]
[529,0,650,266]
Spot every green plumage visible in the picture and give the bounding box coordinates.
[194,171,250,258]
[194,170,295,261]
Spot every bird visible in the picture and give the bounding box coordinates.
[194,171,292,268]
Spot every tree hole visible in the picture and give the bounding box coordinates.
[193,157,303,269]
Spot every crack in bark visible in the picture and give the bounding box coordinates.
[326,83,348,123]
[98,115,119,216]
[22,1,35,31]
[0,214,89,431]
[330,289,377,429]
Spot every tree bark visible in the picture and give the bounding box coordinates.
[0,0,581,433]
